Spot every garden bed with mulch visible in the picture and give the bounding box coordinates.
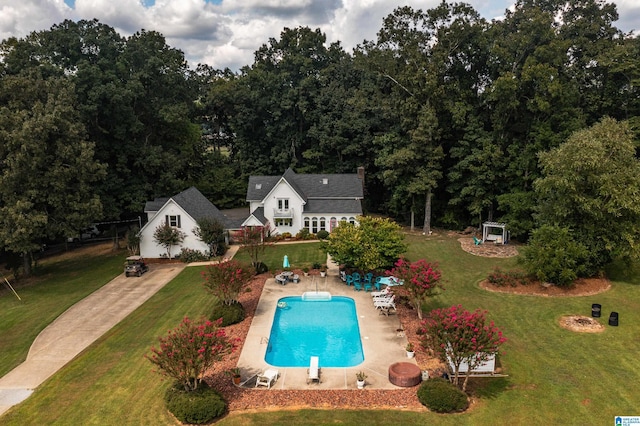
[479,277,611,297]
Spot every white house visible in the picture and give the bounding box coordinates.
[139,187,230,258]
[243,168,364,236]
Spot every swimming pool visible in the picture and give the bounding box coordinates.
[265,295,365,367]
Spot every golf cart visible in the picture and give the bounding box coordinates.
[124,255,149,277]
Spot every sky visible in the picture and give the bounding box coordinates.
[0,0,638,71]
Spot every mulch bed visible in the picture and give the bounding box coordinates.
[204,270,433,412]
[479,277,611,297]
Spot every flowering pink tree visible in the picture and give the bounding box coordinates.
[146,317,235,391]
[419,305,507,392]
[202,259,255,305]
[388,257,442,319]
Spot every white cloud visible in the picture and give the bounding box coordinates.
[0,0,637,70]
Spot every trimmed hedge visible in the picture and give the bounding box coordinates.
[210,300,245,326]
[417,377,469,413]
[164,381,226,424]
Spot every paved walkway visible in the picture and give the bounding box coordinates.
[0,245,239,416]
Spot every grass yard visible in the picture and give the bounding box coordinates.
[0,243,127,377]
[232,240,327,271]
[2,233,639,424]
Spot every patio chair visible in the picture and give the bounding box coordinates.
[353,280,363,291]
[374,276,384,291]
[371,287,391,298]
[473,236,482,245]
[345,275,354,286]
[255,368,279,389]
[374,295,396,310]
[307,356,321,384]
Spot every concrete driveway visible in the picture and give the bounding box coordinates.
[0,263,186,416]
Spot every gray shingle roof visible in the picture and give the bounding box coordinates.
[147,187,231,228]
[304,199,363,215]
[245,168,364,201]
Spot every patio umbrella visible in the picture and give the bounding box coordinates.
[283,255,290,269]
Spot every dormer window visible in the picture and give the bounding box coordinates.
[255,183,262,189]
[322,178,328,184]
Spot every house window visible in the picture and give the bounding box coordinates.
[275,218,292,227]
[320,217,326,231]
[312,217,319,234]
[165,215,181,228]
[277,199,289,211]
[349,217,356,225]
[330,217,337,231]
[304,217,310,230]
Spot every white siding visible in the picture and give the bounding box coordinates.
[139,200,210,258]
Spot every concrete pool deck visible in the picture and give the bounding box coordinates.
[236,267,419,390]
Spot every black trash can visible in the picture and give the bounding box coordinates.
[591,303,601,318]
[608,311,619,326]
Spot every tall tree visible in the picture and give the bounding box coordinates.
[535,117,640,272]
[0,69,105,275]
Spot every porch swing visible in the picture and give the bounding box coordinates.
[482,222,508,244]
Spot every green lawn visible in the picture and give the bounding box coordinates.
[232,240,327,271]
[0,244,127,377]
[2,235,640,425]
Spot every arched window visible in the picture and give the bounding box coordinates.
[320,217,326,231]
[349,217,356,225]
[304,217,310,231]
[312,217,319,234]
[330,217,337,231]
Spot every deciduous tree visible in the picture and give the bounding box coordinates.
[420,305,506,392]
[387,257,442,319]
[146,317,235,391]
[153,222,186,259]
[202,259,255,306]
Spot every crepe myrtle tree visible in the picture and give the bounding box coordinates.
[388,257,443,319]
[419,305,506,392]
[153,222,186,259]
[146,316,236,392]
[202,259,255,305]
[193,217,226,258]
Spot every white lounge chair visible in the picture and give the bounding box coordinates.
[255,368,279,389]
[371,287,391,298]
[374,295,396,310]
[307,356,321,384]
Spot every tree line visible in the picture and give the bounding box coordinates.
[1,0,639,275]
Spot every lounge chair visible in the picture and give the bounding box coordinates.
[473,236,482,245]
[255,368,279,389]
[372,294,393,303]
[374,295,396,310]
[307,356,321,384]
[371,287,391,298]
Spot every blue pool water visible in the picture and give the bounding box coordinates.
[265,296,364,367]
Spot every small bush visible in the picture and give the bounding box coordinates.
[210,300,245,326]
[312,262,322,270]
[178,248,210,263]
[296,228,312,240]
[417,377,469,413]
[164,381,226,424]
[254,261,269,274]
[316,230,329,240]
[213,242,228,257]
[281,232,292,239]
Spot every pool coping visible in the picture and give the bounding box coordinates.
[236,272,418,390]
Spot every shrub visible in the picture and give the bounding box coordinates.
[178,248,210,263]
[312,262,322,270]
[520,225,589,287]
[164,381,226,424]
[296,228,312,240]
[316,230,329,240]
[210,300,245,326]
[417,377,469,413]
[281,232,292,239]
[255,261,269,274]
[202,259,255,305]
[487,268,531,287]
